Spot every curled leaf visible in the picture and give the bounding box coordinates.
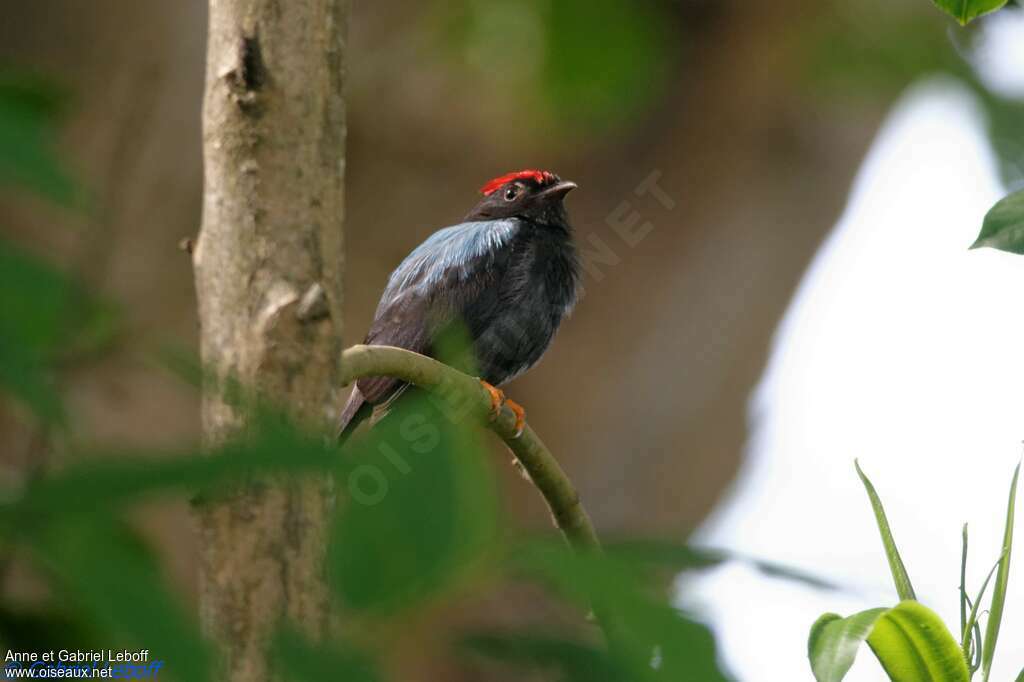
[809,602,969,682]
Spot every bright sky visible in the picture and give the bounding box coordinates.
[680,16,1024,682]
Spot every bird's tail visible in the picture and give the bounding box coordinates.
[337,387,372,447]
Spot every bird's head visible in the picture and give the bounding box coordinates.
[466,170,577,227]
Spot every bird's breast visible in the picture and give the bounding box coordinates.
[473,233,578,385]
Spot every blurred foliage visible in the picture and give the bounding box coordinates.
[808,1,1024,255]
[0,70,76,206]
[0,72,114,427]
[462,631,631,682]
[807,3,1024,185]
[807,463,1020,682]
[432,0,674,132]
[31,518,214,682]
[330,392,500,614]
[0,382,746,680]
[271,629,381,682]
[0,241,72,425]
[516,541,729,681]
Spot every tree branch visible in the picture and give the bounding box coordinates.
[340,344,601,553]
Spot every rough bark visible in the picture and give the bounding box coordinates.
[192,2,348,681]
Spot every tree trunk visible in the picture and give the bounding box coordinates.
[192,2,347,681]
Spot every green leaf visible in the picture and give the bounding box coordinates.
[271,629,380,682]
[517,541,729,681]
[604,538,839,590]
[0,239,72,424]
[959,524,969,655]
[540,0,672,130]
[964,592,983,673]
[808,609,888,682]
[0,238,119,424]
[461,632,629,682]
[433,0,673,133]
[930,0,1009,25]
[868,601,970,682]
[0,604,100,655]
[30,517,212,682]
[855,461,917,601]
[0,409,337,526]
[808,602,969,682]
[0,72,77,205]
[972,189,1024,255]
[981,461,1019,681]
[328,392,499,614]
[961,550,1004,667]
[62,294,123,361]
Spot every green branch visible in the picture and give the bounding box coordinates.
[339,344,601,553]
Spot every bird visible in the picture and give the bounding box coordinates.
[337,169,581,445]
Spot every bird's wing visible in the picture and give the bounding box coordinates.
[357,219,519,404]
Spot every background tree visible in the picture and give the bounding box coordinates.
[192,1,347,680]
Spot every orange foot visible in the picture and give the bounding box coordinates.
[505,398,526,439]
[480,379,506,421]
[478,380,526,438]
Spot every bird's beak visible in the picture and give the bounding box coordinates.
[541,180,577,200]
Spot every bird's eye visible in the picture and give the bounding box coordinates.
[504,186,519,201]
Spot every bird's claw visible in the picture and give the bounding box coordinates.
[505,399,526,439]
[480,379,505,421]
[479,380,526,438]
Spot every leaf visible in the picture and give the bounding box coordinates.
[517,541,729,681]
[808,602,969,682]
[271,629,380,682]
[963,592,983,673]
[328,391,499,614]
[972,189,1024,255]
[62,294,123,361]
[0,72,77,205]
[0,238,120,424]
[808,609,888,682]
[0,409,337,526]
[0,604,100,655]
[959,524,969,653]
[981,461,1019,681]
[0,239,72,424]
[540,0,672,129]
[961,550,1004,666]
[867,601,970,682]
[930,0,1009,25]
[604,538,839,590]
[30,517,212,682]
[434,0,673,132]
[855,461,917,601]
[461,632,630,682]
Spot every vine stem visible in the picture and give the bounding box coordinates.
[339,344,601,553]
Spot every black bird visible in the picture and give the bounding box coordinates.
[338,169,580,443]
